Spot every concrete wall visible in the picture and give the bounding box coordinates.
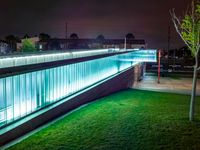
[0,65,143,146]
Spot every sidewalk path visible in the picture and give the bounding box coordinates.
[134,76,200,96]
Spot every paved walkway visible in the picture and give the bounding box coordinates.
[134,76,200,96]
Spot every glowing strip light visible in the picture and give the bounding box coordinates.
[0,49,156,69]
[0,49,129,69]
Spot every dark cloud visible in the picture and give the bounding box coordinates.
[0,0,191,48]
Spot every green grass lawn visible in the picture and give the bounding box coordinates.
[7,89,200,150]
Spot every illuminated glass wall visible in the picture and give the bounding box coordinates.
[116,50,157,63]
[0,50,156,128]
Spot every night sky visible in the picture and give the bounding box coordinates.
[0,0,191,49]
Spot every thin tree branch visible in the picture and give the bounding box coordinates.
[172,9,191,34]
[199,44,200,51]
[171,9,181,25]
[170,9,193,50]
[197,47,200,70]
[192,1,196,54]
[197,28,200,49]
[196,14,200,49]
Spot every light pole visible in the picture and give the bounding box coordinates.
[124,37,127,50]
[158,49,161,84]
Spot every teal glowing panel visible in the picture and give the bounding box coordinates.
[0,50,157,127]
[117,50,157,63]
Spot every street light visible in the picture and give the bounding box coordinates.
[158,49,161,84]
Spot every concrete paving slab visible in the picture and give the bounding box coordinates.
[134,76,200,96]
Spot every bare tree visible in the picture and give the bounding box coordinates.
[170,0,200,121]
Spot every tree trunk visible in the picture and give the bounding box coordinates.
[189,65,198,121]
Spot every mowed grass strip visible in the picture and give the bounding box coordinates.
[7,89,200,150]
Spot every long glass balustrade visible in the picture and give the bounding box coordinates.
[0,50,157,128]
[0,49,121,69]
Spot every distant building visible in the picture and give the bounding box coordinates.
[101,39,145,49]
[0,40,10,54]
[38,38,146,50]
[167,46,193,59]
